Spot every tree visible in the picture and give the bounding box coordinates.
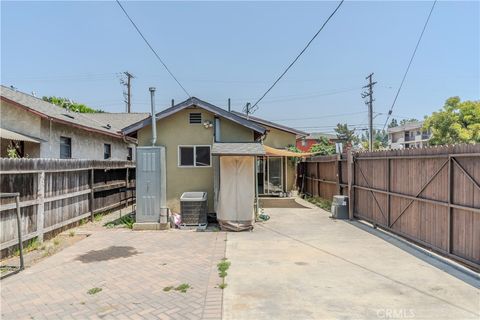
[334,123,356,144]
[43,96,103,113]
[388,118,399,128]
[423,97,480,145]
[309,137,335,155]
[400,118,419,125]
[360,129,388,150]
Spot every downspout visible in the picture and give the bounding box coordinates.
[149,87,157,146]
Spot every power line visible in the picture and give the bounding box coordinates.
[271,111,366,122]
[249,0,345,113]
[115,0,190,97]
[382,0,437,131]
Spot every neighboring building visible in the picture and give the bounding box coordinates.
[0,85,149,160]
[296,132,337,152]
[123,97,307,213]
[388,121,431,149]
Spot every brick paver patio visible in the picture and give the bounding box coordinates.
[1,228,226,320]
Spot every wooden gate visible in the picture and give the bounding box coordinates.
[299,144,480,270]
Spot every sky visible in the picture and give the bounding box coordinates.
[1,1,479,134]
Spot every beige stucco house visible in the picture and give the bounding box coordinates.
[123,97,307,213]
[0,85,148,160]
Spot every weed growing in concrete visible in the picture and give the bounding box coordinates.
[87,287,102,295]
[217,258,230,290]
[217,259,231,278]
[306,196,332,211]
[69,230,75,237]
[104,214,134,229]
[53,238,60,246]
[13,237,41,256]
[174,283,190,293]
[163,286,174,292]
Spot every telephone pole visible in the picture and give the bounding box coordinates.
[362,73,377,151]
[120,71,134,113]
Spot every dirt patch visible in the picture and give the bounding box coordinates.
[75,246,139,263]
[0,233,89,274]
[260,198,311,209]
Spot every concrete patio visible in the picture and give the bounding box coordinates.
[224,199,479,320]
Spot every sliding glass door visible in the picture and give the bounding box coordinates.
[257,156,284,195]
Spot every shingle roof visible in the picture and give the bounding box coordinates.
[230,111,308,137]
[211,143,265,156]
[0,85,125,138]
[83,113,150,131]
[122,97,267,135]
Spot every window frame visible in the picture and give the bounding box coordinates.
[177,145,212,168]
[60,136,72,159]
[189,112,202,125]
[104,143,111,160]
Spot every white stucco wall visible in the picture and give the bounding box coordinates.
[1,101,133,160]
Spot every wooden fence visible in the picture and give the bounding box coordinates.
[0,159,135,252]
[298,144,480,270]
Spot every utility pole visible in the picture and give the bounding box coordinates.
[119,71,134,113]
[362,73,377,151]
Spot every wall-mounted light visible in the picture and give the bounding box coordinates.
[203,120,213,129]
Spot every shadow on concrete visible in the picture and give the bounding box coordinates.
[345,219,480,288]
[75,246,139,263]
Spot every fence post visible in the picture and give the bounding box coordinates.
[89,169,95,221]
[36,171,45,242]
[387,158,391,227]
[347,150,354,220]
[336,154,342,195]
[447,156,452,253]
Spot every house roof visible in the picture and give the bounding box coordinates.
[122,97,267,135]
[0,128,44,143]
[230,111,308,137]
[387,121,424,133]
[83,112,150,131]
[303,132,337,140]
[0,85,128,139]
[211,142,265,156]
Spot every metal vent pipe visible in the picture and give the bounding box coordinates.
[149,87,157,146]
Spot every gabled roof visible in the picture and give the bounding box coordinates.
[230,110,308,137]
[0,85,127,139]
[123,97,267,135]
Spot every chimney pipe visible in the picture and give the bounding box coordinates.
[228,98,231,112]
[171,99,174,107]
[149,87,157,146]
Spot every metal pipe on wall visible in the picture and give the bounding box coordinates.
[149,87,157,146]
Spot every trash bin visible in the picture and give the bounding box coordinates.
[180,192,208,226]
[331,195,349,219]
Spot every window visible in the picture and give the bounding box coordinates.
[189,112,202,124]
[178,146,211,167]
[104,144,111,159]
[127,147,133,161]
[60,136,71,159]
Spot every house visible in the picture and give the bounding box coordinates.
[388,121,431,149]
[296,132,337,152]
[123,97,307,214]
[0,85,149,160]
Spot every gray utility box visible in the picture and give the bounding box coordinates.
[136,147,167,224]
[180,192,207,226]
[331,195,349,219]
